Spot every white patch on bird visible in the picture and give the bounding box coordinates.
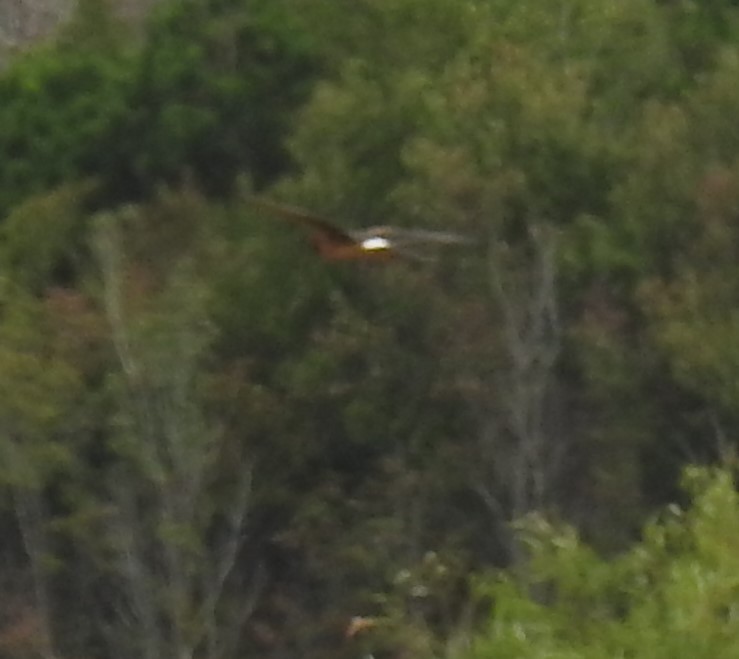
[360,236,391,251]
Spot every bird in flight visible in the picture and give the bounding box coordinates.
[251,198,470,262]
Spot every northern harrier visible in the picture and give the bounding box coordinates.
[252,198,470,262]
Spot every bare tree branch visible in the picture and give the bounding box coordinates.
[474,223,566,564]
[93,208,258,659]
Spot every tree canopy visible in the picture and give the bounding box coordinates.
[3,0,739,657]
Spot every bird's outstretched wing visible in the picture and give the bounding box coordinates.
[251,197,356,247]
[253,197,402,261]
[355,226,472,245]
[251,198,471,262]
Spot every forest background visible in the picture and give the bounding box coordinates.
[3,0,739,657]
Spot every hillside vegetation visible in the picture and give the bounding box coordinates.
[2,1,739,657]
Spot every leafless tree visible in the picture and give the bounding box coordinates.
[94,209,261,659]
[0,449,59,659]
[473,224,566,565]
[0,301,79,659]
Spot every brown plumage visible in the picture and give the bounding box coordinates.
[251,198,470,262]
[345,615,378,638]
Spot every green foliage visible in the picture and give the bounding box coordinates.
[0,42,130,215]
[5,0,739,657]
[104,0,318,199]
[663,0,739,71]
[90,202,249,659]
[0,289,83,488]
[1,181,96,291]
[640,160,739,416]
[0,0,318,219]
[57,0,127,53]
[465,466,739,659]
